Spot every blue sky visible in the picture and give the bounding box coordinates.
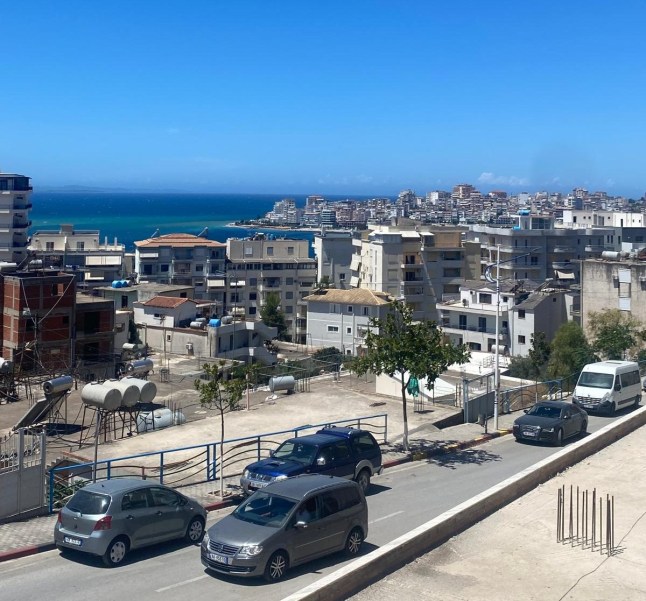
[3,1,646,196]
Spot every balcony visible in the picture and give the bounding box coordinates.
[12,219,31,229]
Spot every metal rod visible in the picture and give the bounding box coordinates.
[599,498,603,555]
[569,484,574,545]
[576,486,580,544]
[592,488,596,550]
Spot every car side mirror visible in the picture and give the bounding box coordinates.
[563,414,569,420]
[295,520,308,529]
[523,409,529,414]
[614,384,621,391]
[316,456,326,466]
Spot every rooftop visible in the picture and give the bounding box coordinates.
[303,288,393,306]
[135,233,226,248]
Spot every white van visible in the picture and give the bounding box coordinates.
[572,360,641,415]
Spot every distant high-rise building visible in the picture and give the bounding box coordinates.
[0,172,32,265]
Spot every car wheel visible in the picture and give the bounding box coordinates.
[102,536,129,567]
[185,516,205,544]
[580,420,588,436]
[634,396,641,408]
[554,428,563,447]
[355,469,371,493]
[264,550,289,582]
[345,527,364,557]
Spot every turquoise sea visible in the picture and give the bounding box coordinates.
[29,192,327,252]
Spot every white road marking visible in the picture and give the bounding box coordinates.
[369,510,404,524]
[155,574,208,592]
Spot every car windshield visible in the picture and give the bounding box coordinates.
[272,440,317,465]
[67,489,111,515]
[577,372,614,389]
[527,405,562,419]
[233,492,297,528]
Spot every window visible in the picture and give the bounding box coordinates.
[249,277,257,286]
[249,307,257,315]
[45,241,54,251]
[267,246,274,256]
[287,246,294,255]
[518,309,526,319]
[363,307,369,316]
[339,273,346,281]
[286,277,294,285]
[346,327,352,334]
[285,291,293,299]
[149,487,181,507]
[479,293,492,304]
[518,335,526,344]
[196,264,204,272]
[286,306,293,313]
[347,305,353,313]
[160,264,169,272]
[76,242,85,251]
[320,492,341,518]
[327,325,339,332]
[249,292,257,300]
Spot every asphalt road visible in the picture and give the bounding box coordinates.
[0,413,615,601]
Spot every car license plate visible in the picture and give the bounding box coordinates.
[250,481,268,490]
[208,552,228,564]
[64,536,82,547]
[523,430,537,438]
[583,404,594,409]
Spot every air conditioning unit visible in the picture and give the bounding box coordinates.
[462,299,469,307]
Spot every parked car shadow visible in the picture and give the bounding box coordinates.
[427,447,502,470]
[58,537,202,568]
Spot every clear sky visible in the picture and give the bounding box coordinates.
[3,1,646,197]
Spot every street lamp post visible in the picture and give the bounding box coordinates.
[484,245,541,431]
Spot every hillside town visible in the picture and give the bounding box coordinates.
[0,171,645,387]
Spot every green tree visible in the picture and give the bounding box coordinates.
[587,309,645,360]
[260,292,288,340]
[127,318,140,344]
[506,355,536,379]
[528,332,551,377]
[352,300,470,451]
[194,361,245,497]
[547,322,596,384]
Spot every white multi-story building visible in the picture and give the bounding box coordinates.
[0,172,32,265]
[29,224,125,289]
[134,233,227,300]
[349,220,479,321]
[313,229,353,289]
[304,288,393,355]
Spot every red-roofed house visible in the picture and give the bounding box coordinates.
[133,296,198,328]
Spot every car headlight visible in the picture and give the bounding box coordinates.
[202,531,210,546]
[272,474,288,482]
[542,427,555,433]
[602,393,611,402]
[238,544,263,557]
[243,469,250,479]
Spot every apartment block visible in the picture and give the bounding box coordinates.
[134,233,227,300]
[29,224,125,289]
[0,172,32,265]
[226,235,317,343]
[313,229,353,289]
[349,220,479,321]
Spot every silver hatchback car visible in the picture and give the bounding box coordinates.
[55,478,207,566]
[201,474,368,582]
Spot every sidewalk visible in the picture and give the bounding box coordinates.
[0,369,516,561]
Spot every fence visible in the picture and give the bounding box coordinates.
[0,429,47,520]
[48,412,388,512]
[462,374,567,423]
[557,484,616,556]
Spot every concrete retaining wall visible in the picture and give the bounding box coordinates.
[284,406,646,601]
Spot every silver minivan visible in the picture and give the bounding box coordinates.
[201,474,368,581]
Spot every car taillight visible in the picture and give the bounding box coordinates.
[93,516,112,531]
[57,512,62,524]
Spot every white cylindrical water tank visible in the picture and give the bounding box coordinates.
[601,251,621,260]
[81,383,122,411]
[123,377,157,404]
[43,375,74,395]
[126,358,154,375]
[268,375,296,393]
[102,379,140,408]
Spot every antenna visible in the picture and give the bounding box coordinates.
[197,227,208,238]
[150,229,160,238]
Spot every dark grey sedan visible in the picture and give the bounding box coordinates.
[54,478,206,566]
[513,401,588,446]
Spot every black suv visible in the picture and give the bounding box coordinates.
[240,426,383,495]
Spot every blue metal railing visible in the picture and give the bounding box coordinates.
[48,413,388,512]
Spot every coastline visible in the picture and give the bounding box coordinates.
[228,222,322,233]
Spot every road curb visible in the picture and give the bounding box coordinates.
[0,542,56,563]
